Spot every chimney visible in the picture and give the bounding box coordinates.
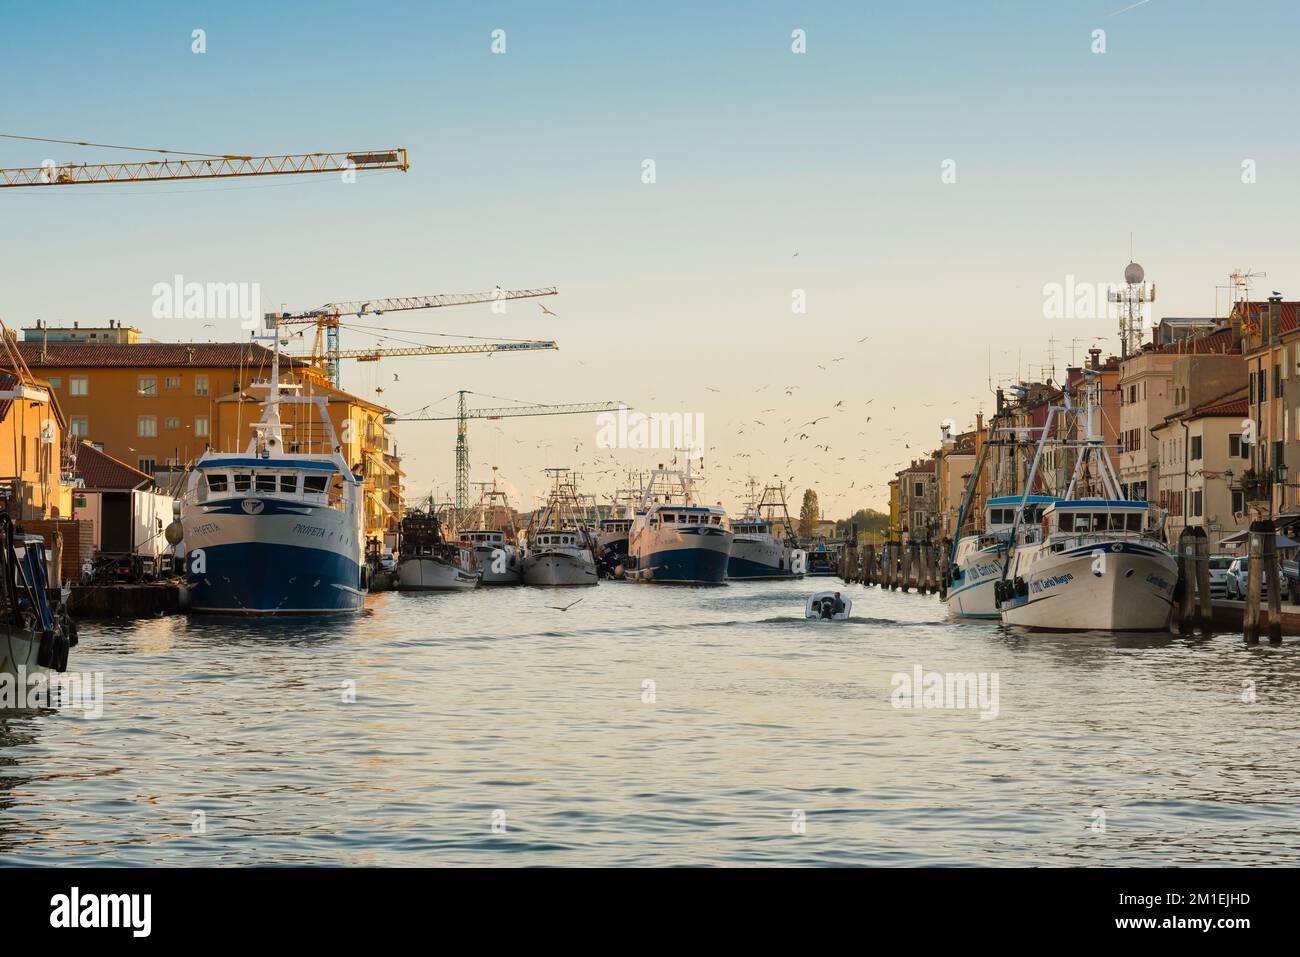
[1088,347,1101,371]
[1269,292,1283,344]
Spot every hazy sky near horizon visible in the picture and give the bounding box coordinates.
[4,0,1300,516]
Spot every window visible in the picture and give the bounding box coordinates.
[1275,365,1284,399]
[1229,433,1244,457]
[69,416,88,438]
[138,376,157,397]
[195,416,210,438]
[1191,490,1203,518]
[279,475,298,493]
[256,474,276,492]
[70,376,88,397]
[194,375,209,397]
[207,474,228,492]
[303,475,328,494]
[1127,514,1142,532]
[233,474,252,492]
[165,376,180,389]
[137,415,157,437]
[1190,435,1202,461]
[138,458,156,474]
[165,417,180,429]
[914,481,924,497]
[48,377,62,389]
[1232,489,1246,515]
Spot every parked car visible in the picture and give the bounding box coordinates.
[379,551,397,571]
[1226,556,1270,600]
[1282,555,1300,603]
[1206,555,1234,599]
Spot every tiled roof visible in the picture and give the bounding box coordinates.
[1235,301,1300,337]
[1187,390,1249,421]
[16,341,309,369]
[215,376,391,414]
[1151,327,1237,355]
[72,441,153,489]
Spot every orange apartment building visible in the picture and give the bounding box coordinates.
[0,366,71,520]
[16,339,406,541]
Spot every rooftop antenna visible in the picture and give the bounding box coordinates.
[1107,248,1155,359]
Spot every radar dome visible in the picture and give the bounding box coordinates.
[1124,261,1145,284]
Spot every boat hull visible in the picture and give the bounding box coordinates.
[727,538,801,580]
[473,543,522,585]
[627,530,732,584]
[1001,542,1176,632]
[522,549,598,586]
[945,539,1007,620]
[183,498,363,615]
[0,628,45,682]
[398,556,479,590]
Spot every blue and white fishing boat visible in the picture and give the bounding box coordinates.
[625,464,732,584]
[994,370,1177,632]
[179,333,365,615]
[728,483,805,580]
[946,495,1058,619]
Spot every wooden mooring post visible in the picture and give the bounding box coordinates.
[938,539,950,601]
[1244,520,1268,644]
[863,544,877,585]
[1194,527,1214,634]
[900,542,914,593]
[1177,527,1195,634]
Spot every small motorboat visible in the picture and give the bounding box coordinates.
[805,591,852,620]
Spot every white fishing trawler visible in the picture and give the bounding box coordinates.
[995,371,1177,632]
[180,332,365,615]
[946,495,1057,619]
[460,470,522,584]
[397,499,479,590]
[728,482,805,580]
[625,464,732,584]
[521,469,598,586]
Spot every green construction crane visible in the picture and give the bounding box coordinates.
[397,393,624,524]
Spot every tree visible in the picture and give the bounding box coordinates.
[835,508,889,541]
[798,489,820,538]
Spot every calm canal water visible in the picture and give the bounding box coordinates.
[3,579,1299,866]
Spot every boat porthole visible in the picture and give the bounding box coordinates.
[1124,568,1135,578]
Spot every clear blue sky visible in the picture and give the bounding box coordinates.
[4,0,1300,514]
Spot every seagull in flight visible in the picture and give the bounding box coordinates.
[547,597,585,611]
[539,303,558,317]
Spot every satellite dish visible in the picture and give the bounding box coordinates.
[1124,261,1145,284]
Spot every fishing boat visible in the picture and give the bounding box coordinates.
[521,469,598,586]
[946,495,1057,619]
[804,540,838,577]
[625,464,732,584]
[397,499,479,590]
[995,371,1177,632]
[180,334,365,615]
[595,476,641,578]
[0,519,77,688]
[728,482,805,580]
[460,471,523,584]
